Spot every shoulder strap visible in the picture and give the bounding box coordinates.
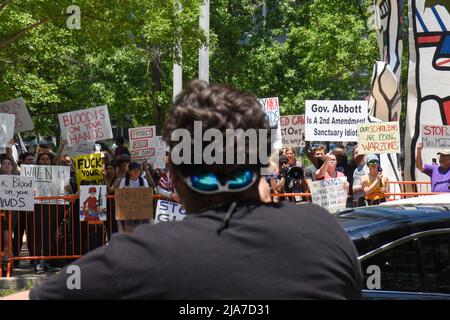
[139,176,144,187]
[125,175,130,186]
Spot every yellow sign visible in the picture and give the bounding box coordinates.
[357,122,400,155]
[73,153,104,188]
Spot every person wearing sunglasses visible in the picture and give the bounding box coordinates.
[360,154,390,206]
[13,81,362,300]
[416,143,450,192]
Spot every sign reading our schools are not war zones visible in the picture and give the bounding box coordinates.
[310,178,348,214]
[357,122,401,155]
[258,97,282,150]
[0,175,35,211]
[79,185,107,222]
[0,97,34,133]
[305,100,368,142]
[74,153,104,188]
[20,165,70,204]
[280,115,305,148]
[154,200,186,224]
[422,125,450,149]
[58,105,113,146]
[0,113,15,148]
[115,188,154,220]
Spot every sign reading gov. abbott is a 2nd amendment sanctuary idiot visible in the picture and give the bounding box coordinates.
[305,100,368,142]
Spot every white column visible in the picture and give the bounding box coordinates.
[199,0,210,83]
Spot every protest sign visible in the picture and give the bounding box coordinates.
[0,175,35,211]
[358,122,400,154]
[58,105,113,146]
[305,100,368,142]
[154,200,186,224]
[0,113,15,148]
[63,141,96,157]
[73,153,104,188]
[310,178,348,214]
[422,125,450,149]
[280,115,305,148]
[258,97,282,150]
[20,165,70,204]
[79,185,107,222]
[129,125,157,161]
[0,97,34,133]
[115,188,153,220]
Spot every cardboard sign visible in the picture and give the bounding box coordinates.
[310,178,348,214]
[0,113,15,147]
[305,100,368,142]
[0,175,35,211]
[63,141,96,157]
[58,105,113,146]
[79,185,107,222]
[20,165,70,204]
[358,122,401,154]
[154,200,186,224]
[73,153,104,188]
[115,188,153,220]
[422,125,450,149]
[0,97,34,133]
[258,97,282,150]
[280,115,305,148]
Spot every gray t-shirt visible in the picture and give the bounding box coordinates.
[304,164,317,182]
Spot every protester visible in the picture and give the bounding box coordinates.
[104,161,118,237]
[316,152,349,189]
[114,137,130,157]
[416,143,450,192]
[118,161,151,233]
[16,81,362,300]
[352,146,369,207]
[304,144,326,192]
[110,154,131,194]
[18,152,35,166]
[284,147,302,168]
[360,154,390,205]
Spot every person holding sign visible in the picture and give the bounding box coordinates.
[316,152,350,192]
[360,154,390,206]
[416,143,450,192]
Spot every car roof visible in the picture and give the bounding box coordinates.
[337,205,450,256]
[379,194,450,206]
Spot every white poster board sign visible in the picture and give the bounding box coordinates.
[0,97,34,133]
[0,175,35,211]
[422,125,450,149]
[154,200,186,224]
[0,113,15,147]
[258,97,282,150]
[79,185,107,222]
[58,105,113,146]
[280,115,305,148]
[20,165,70,204]
[305,100,368,142]
[310,178,348,214]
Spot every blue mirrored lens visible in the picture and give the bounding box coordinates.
[190,174,219,191]
[228,171,254,190]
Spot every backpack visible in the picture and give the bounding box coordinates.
[125,175,144,187]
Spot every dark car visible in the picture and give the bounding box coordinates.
[337,203,450,299]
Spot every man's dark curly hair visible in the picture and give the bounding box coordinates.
[163,80,273,181]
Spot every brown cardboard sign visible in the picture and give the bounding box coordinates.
[115,188,154,220]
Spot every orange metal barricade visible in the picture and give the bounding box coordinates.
[0,194,168,278]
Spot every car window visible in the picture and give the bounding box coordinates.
[361,241,422,292]
[419,233,450,293]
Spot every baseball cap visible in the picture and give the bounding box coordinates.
[437,150,450,156]
[366,154,379,163]
[129,162,141,170]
